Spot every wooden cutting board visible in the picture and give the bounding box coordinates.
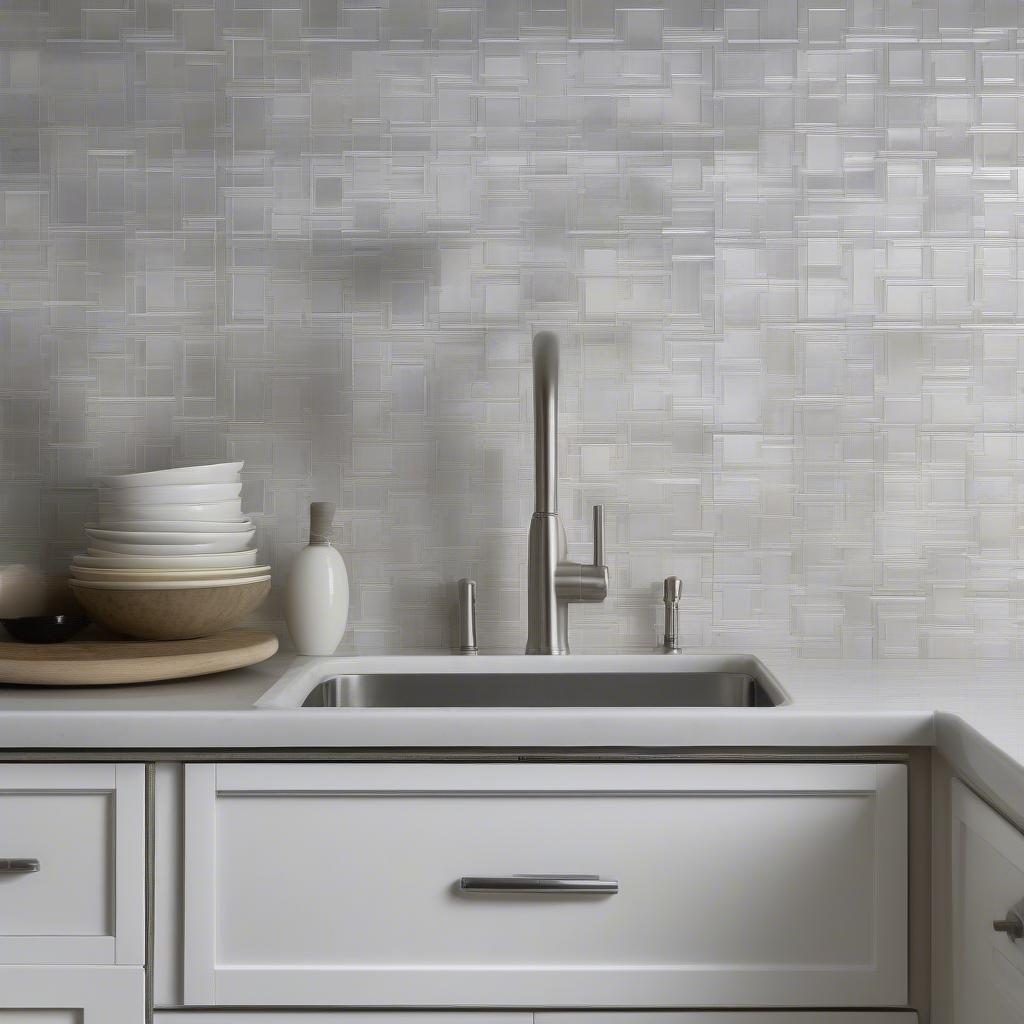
[0,628,279,686]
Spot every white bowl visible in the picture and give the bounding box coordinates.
[70,575,270,591]
[93,519,253,534]
[99,482,242,505]
[101,462,243,489]
[71,565,272,583]
[87,534,255,556]
[74,550,260,570]
[86,529,255,551]
[97,501,244,523]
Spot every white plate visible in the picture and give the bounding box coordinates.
[98,482,242,505]
[74,550,260,570]
[86,528,255,551]
[70,575,270,591]
[71,565,272,582]
[101,462,244,489]
[93,519,253,534]
[87,534,255,555]
[97,501,244,523]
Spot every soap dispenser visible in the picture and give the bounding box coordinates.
[284,501,349,656]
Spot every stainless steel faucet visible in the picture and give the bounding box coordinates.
[662,576,682,653]
[456,578,478,655]
[526,331,609,655]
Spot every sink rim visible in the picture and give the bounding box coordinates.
[257,654,792,710]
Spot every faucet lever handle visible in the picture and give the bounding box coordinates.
[592,505,605,567]
[555,509,609,604]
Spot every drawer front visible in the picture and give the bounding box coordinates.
[0,1015,76,1023]
[155,1015,916,1024]
[952,780,1024,1022]
[539,1015,918,1023]
[0,764,145,965]
[156,1015,527,1024]
[0,965,144,1023]
[183,762,907,1008]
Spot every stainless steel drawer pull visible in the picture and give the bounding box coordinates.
[0,859,40,874]
[459,874,618,895]
[994,907,1024,940]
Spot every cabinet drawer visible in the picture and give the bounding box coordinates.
[952,780,1024,1021]
[0,764,145,965]
[156,1016,527,1024]
[540,1015,918,1023]
[155,1015,917,1024]
[0,965,144,1022]
[182,762,907,1008]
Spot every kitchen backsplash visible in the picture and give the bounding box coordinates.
[1,1,1022,657]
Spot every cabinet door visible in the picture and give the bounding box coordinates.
[539,1015,918,1023]
[0,763,145,965]
[182,761,907,1008]
[952,780,1024,1021]
[0,966,144,1023]
[155,1016,528,1024]
[154,1015,917,1024]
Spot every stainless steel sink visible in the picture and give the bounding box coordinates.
[300,670,783,709]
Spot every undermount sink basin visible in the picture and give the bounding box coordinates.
[281,656,786,710]
[303,671,781,708]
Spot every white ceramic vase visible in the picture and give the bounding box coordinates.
[284,502,349,656]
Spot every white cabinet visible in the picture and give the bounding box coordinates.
[154,1015,529,1024]
[180,761,907,1008]
[0,965,144,1022]
[0,1016,75,1023]
[539,1015,917,1023]
[0,764,146,1024]
[0,763,145,966]
[952,779,1024,1022]
[149,1012,916,1022]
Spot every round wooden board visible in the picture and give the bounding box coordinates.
[0,628,279,686]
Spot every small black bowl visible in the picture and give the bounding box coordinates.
[1,614,91,644]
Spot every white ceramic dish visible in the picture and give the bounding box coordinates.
[101,462,243,489]
[98,482,242,505]
[97,500,244,522]
[71,565,272,582]
[87,534,254,555]
[74,550,260,570]
[93,519,253,534]
[70,575,270,592]
[86,528,255,551]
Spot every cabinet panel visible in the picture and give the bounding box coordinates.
[182,762,907,1008]
[0,966,144,1023]
[952,780,1024,1022]
[540,1015,918,1023]
[155,1015,526,1024]
[0,1014,80,1024]
[0,764,145,966]
[155,1016,915,1024]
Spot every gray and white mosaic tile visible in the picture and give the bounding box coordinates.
[2,1,1023,657]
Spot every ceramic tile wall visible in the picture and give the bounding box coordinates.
[1,1,1023,657]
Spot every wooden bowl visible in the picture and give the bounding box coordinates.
[69,579,271,641]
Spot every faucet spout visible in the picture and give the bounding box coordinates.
[526,331,609,655]
[532,331,558,514]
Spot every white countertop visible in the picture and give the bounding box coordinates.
[0,649,1020,822]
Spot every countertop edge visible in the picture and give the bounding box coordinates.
[0,652,1021,830]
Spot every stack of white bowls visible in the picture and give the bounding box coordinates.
[68,463,272,640]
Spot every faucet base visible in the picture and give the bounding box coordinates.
[525,512,569,655]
